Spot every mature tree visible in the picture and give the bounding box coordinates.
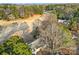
[0,36,32,55]
[35,14,75,54]
[68,17,77,31]
[0,45,4,54]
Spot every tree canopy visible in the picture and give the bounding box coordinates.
[0,36,32,55]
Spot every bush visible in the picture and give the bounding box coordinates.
[0,36,32,55]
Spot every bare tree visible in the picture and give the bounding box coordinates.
[32,13,75,55]
[37,14,63,54]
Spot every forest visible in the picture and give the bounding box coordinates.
[0,4,79,55]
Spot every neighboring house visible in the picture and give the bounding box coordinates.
[58,19,70,27]
[58,19,66,23]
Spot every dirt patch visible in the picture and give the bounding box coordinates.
[0,14,41,26]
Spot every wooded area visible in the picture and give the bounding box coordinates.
[0,4,79,55]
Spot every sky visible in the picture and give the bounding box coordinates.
[0,0,79,4]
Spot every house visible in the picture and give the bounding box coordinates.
[58,19,66,23]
